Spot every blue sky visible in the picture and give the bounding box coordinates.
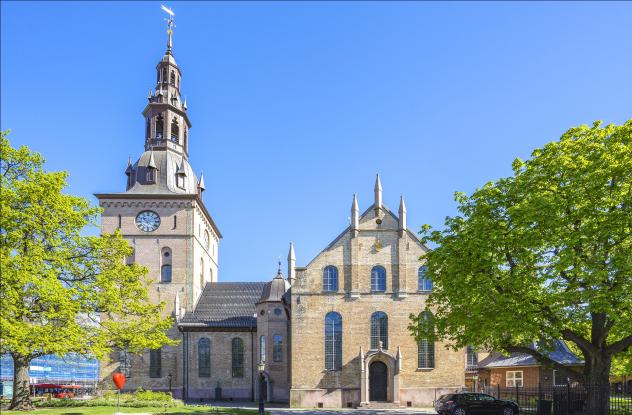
[2,1,631,282]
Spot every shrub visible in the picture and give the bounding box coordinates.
[134,387,173,402]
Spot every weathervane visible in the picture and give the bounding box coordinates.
[161,5,175,53]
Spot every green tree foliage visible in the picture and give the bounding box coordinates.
[0,132,177,410]
[611,350,632,378]
[409,120,631,414]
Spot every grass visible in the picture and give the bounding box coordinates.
[0,405,262,415]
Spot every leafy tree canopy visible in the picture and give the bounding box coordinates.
[410,120,631,389]
[0,132,176,409]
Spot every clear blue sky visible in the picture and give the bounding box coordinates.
[2,1,631,282]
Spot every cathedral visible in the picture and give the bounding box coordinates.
[96,24,465,408]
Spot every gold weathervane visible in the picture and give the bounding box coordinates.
[161,5,176,52]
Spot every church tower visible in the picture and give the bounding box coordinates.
[95,13,220,393]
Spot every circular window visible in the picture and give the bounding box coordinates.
[260,310,265,316]
[376,218,382,225]
[274,308,282,316]
[163,252,170,257]
[135,210,161,232]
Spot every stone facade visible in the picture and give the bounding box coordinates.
[289,183,464,408]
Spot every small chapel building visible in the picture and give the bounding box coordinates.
[96,23,465,408]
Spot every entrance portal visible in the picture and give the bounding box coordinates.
[369,361,388,402]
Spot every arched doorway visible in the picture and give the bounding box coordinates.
[369,361,388,402]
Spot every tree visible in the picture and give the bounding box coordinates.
[0,132,177,410]
[409,120,631,415]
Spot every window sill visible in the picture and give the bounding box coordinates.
[416,368,434,372]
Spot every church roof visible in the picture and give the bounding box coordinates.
[180,282,266,329]
[258,270,290,303]
[126,150,198,195]
[478,340,583,368]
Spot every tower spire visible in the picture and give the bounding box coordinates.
[351,193,359,237]
[398,195,407,237]
[374,174,383,210]
[287,241,296,285]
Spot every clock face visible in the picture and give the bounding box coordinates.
[135,210,161,232]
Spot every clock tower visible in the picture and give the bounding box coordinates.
[95,19,220,392]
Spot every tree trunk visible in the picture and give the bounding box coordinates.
[582,352,611,415]
[9,354,33,411]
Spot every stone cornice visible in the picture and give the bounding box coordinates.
[95,193,222,238]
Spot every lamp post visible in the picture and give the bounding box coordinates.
[167,373,172,396]
[257,361,265,415]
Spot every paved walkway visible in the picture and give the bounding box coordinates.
[204,402,437,414]
[268,409,437,415]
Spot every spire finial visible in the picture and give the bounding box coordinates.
[278,258,282,275]
[161,5,176,54]
[374,174,383,209]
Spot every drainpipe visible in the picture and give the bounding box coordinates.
[181,329,186,400]
[251,319,256,402]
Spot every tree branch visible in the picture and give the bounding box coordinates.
[561,329,598,355]
[608,336,632,355]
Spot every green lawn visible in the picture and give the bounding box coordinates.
[1,406,262,415]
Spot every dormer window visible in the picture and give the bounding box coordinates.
[176,173,186,189]
[146,167,156,183]
[127,171,134,189]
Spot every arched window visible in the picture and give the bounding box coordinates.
[155,114,164,140]
[209,267,213,282]
[371,266,386,292]
[200,258,205,289]
[259,335,266,363]
[125,248,135,266]
[198,338,211,377]
[466,346,478,369]
[417,311,435,369]
[231,338,244,378]
[149,348,161,378]
[323,266,338,292]
[161,248,172,283]
[204,230,210,249]
[161,265,172,283]
[170,70,176,85]
[184,127,188,149]
[418,265,432,291]
[324,312,342,370]
[170,117,179,142]
[161,67,167,83]
[273,334,283,362]
[146,118,151,138]
[370,311,388,349]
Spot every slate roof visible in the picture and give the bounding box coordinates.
[180,282,266,329]
[479,340,584,368]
